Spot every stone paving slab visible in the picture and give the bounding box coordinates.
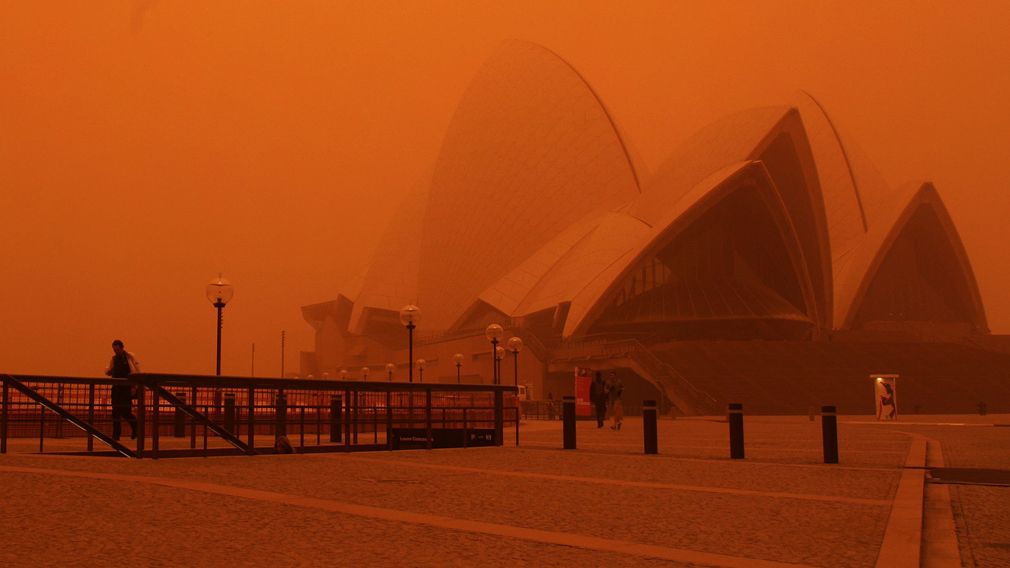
[363,447,901,500]
[1,446,892,567]
[871,419,1010,567]
[0,414,933,567]
[950,485,1010,568]
[0,470,690,568]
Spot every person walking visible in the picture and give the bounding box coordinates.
[590,371,607,428]
[105,339,139,441]
[607,372,624,431]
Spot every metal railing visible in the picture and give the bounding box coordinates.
[1,373,519,458]
[520,399,561,421]
[549,338,717,415]
[626,340,718,414]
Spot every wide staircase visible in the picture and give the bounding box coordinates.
[649,340,1010,415]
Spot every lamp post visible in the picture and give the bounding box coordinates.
[361,367,369,381]
[494,345,505,384]
[400,305,421,383]
[485,324,503,384]
[385,363,395,382]
[454,353,464,384]
[340,369,348,380]
[507,337,523,387]
[205,274,234,376]
[416,359,426,383]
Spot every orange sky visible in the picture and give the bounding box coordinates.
[2,1,1008,377]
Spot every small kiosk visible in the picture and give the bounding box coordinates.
[871,374,899,420]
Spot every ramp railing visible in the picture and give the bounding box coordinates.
[1,372,518,458]
[1,374,136,457]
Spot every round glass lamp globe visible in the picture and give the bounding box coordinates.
[206,275,234,306]
[385,363,396,373]
[485,323,504,341]
[495,346,506,360]
[399,304,421,326]
[416,358,426,369]
[507,336,524,353]
[453,353,464,364]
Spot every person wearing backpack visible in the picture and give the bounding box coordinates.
[590,371,607,428]
[105,339,139,441]
[608,371,624,431]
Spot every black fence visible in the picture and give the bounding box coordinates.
[0,373,519,458]
[521,399,562,420]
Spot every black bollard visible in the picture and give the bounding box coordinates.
[330,395,342,443]
[562,396,576,450]
[643,399,658,455]
[223,393,236,433]
[728,403,744,459]
[821,405,838,464]
[173,392,186,438]
[275,392,287,437]
[494,390,504,447]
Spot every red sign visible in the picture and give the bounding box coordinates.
[575,367,593,417]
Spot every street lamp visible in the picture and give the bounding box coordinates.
[416,358,426,383]
[495,346,506,385]
[485,323,503,384]
[205,274,234,376]
[454,353,464,384]
[386,363,395,381]
[361,367,369,381]
[507,337,523,387]
[400,305,421,383]
[340,369,348,380]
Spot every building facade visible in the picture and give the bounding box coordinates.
[301,41,1001,415]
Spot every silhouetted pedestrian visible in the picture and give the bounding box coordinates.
[590,372,607,428]
[105,339,139,441]
[608,372,624,431]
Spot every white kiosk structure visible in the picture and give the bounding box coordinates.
[872,374,899,420]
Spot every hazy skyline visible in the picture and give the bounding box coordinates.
[2,1,1008,377]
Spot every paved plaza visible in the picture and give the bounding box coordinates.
[1,415,1008,567]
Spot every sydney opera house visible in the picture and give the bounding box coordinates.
[301,41,1010,415]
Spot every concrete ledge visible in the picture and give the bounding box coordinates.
[923,439,963,567]
[875,438,926,568]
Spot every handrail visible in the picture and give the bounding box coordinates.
[0,374,120,386]
[2,372,516,457]
[547,338,718,414]
[626,339,717,406]
[132,373,518,393]
[1,374,136,458]
[151,386,255,455]
[513,328,549,362]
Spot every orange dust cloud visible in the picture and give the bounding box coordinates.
[2,1,1008,376]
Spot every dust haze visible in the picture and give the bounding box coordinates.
[2,1,1008,376]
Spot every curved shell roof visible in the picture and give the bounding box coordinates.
[563,160,816,337]
[634,106,833,328]
[631,106,790,225]
[835,181,988,331]
[358,40,641,331]
[348,170,431,333]
[342,42,986,340]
